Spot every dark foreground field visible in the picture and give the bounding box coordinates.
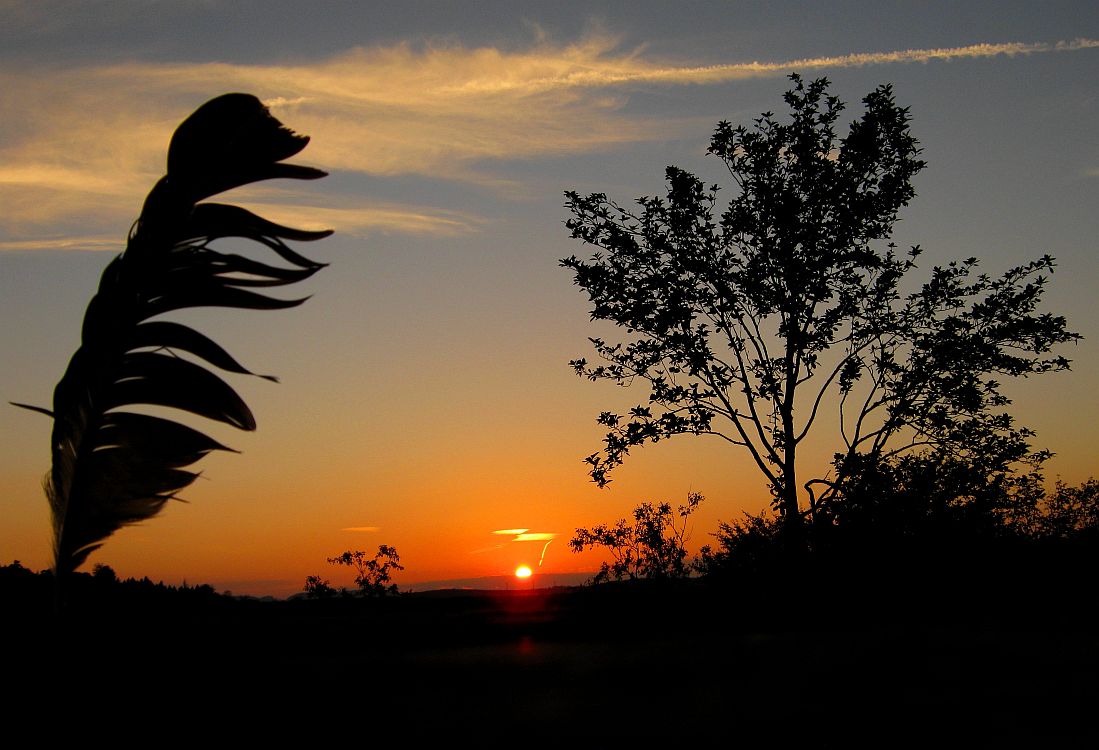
[2,571,1099,743]
[4,570,1097,742]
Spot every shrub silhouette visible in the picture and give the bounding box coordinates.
[303,575,337,599]
[571,493,702,583]
[326,546,404,597]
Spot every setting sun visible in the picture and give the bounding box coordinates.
[515,565,532,579]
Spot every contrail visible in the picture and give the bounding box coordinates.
[538,540,552,567]
[445,38,1099,94]
[611,38,1099,86]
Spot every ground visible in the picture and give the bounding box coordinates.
[4,576,1096,741]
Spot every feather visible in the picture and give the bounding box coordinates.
[24,93,331,582]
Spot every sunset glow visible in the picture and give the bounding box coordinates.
[1,3,1096,598]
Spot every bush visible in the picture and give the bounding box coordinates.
[570,493,702,584]
[325,545,404,597]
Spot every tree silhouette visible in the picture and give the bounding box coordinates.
[1036,478,1099,540]
[562,75,1078,540]
[13,94,331,592]
[817,449,1047,550]
[570,493,702,583]
[327,546,404,597]
[303,574,337,599]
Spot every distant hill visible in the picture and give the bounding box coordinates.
[405,571,594,592]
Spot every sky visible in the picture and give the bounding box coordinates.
[1,1,1097,597]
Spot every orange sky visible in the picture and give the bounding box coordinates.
[2,4,1097,597]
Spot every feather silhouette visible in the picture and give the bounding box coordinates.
[15,93,331,583]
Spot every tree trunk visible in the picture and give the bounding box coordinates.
[779,301,805,543]
[780,392,806,560]
[781,449,804,538]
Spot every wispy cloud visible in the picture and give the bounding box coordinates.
[489,529,558,543]
[0,235,123,252]
[0,194,482,252]
[480,528,558,563]
[489,38,1099,90]
[342,526,380,533]
[2,36,1093,247]
[234,197,486,238]
[513,532,557,542]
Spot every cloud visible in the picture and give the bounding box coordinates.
[513,532,557,542]
[0,235,122,252]
[477,529,557,557]
[490,529,558,542]
[0,195,482,251]
[233,196,486,238]
[341,526,380,532]
[2,36,1094,246]
[501,38,1099,89]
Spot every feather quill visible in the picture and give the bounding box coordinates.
[18,93,331,583]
